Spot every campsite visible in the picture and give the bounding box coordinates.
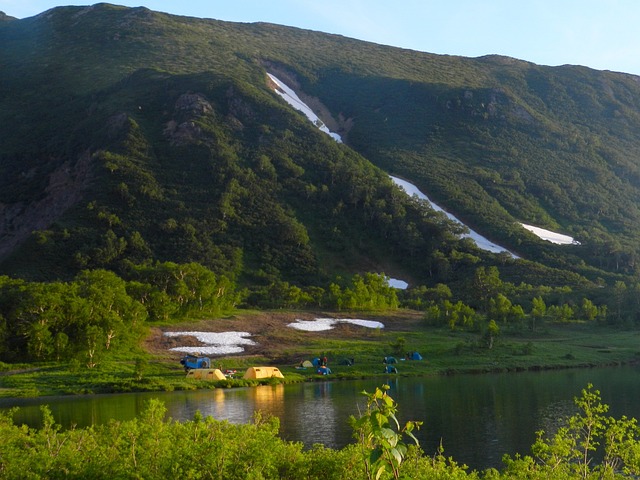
[2,308,639,398]
[162,311,432,387]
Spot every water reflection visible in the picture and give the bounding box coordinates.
[296,382,340,446]
[2,366,640,471]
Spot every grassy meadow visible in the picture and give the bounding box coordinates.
[1,309,638,398]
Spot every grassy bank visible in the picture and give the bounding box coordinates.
[1,309,639,398]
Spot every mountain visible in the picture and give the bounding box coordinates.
[1,3,639,290]
[0,11,16,22]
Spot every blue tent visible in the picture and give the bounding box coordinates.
[383,356,397,364]
[385,365,398,374]
[409,352,423,360]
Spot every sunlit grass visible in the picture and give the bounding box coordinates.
[0,317,638,399]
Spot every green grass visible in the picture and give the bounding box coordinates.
[2,314,638,399]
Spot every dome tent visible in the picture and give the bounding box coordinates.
[243,367,284,379]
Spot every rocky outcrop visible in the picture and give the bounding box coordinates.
[164,93,215,146]
[0,151,93,260]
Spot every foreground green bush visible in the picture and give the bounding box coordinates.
[0,385,639,479]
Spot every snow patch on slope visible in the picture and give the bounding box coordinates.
[267,73,342,142]
[390,176,518,257]
[387,278,408,289]
[521,223,579,245]
[266,74,576,271]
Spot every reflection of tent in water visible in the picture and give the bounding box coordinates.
[243,367,285,379]
[407,352,423,360]
[383,356,397,364]
[186,368,226,380]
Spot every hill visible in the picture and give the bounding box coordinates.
[1,3,639,291]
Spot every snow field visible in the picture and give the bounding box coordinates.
[164,331,255,355]
[287,318,385,331]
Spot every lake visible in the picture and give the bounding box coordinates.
[1,365,639,471]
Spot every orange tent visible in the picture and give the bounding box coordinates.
[186,368,226,380]
[243,367,284,379]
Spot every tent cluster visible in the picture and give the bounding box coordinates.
[183,351,423,380]
[312,357,332,375]
[382,351,423,374]
[296,355,356,375]
[185,365,284,380]
[298,359,332,375]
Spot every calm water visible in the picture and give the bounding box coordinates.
[1,366,639,471]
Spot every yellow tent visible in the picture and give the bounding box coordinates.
[186,368,226,380]
[243,366,284,379]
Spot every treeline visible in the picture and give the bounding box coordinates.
[3,260,640,366]
[413,266,610,334]
[0,265,402,365]
[246,272,399,311]
[0,384,639,479]
[246,265,638,334]
[0,262,238,365]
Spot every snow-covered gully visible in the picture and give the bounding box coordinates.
[266,72,579,283]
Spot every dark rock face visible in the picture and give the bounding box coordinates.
[0,151,93,260]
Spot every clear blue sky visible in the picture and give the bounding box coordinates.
[3,0,640,76]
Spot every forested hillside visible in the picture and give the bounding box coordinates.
[1,3,640,291]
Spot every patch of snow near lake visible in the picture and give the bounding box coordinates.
[267,73,342,142]
[521,223,579,245]
[390,176,519,257]
[288,318,385,332]
[164,331,256,355]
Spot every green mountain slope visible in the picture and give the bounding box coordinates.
[1,3,639,288]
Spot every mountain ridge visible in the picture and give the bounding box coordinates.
[1,3,639,289]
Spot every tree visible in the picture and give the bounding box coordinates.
[509,304,526,328]
[472,266,503,309]
[484,320,499,350]
[75,269,147,351]
[53,332,69,361]
[579,298,598,322]
[547,303,574,323]
[488,294,512,324]
[613,280,628,323]
[530,296,546,331]
[83,325,103,369]
[26,322,53,360]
